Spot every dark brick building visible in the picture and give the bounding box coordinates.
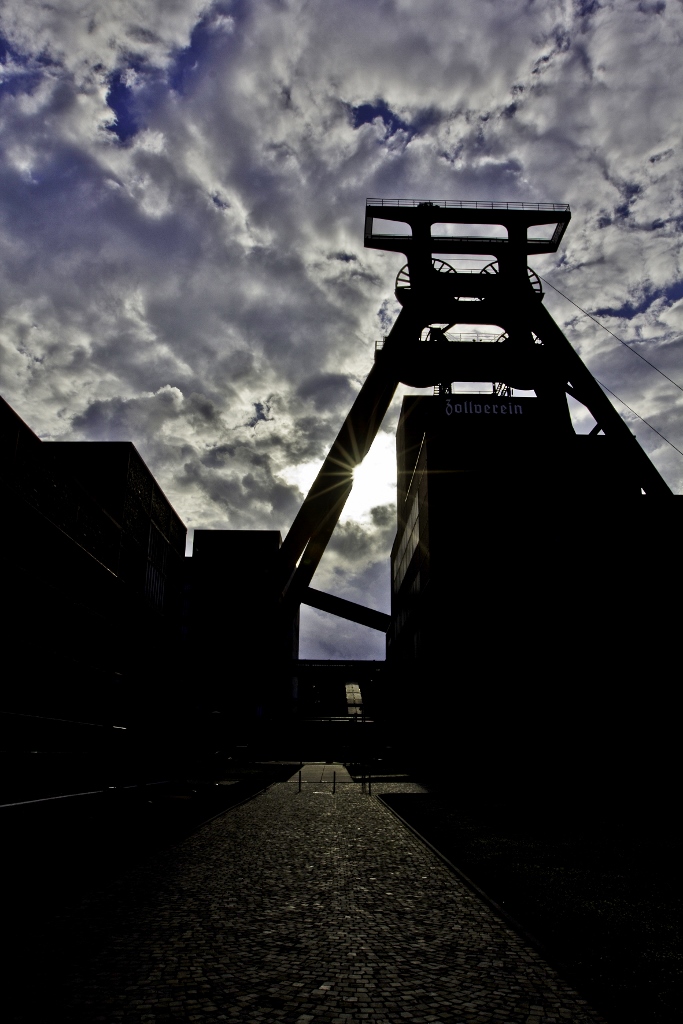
[185,529,299,729]
[386,392,679,802]
[0,396,187,800]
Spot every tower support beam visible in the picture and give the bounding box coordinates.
[529,304,673,496]
[277,196,673,643]
[302,586,390,632]
[276,308,416,598]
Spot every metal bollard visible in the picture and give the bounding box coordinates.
[298,770,302,793]
[333,770,336,794]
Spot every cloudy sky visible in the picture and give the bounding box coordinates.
[1,0,682,658]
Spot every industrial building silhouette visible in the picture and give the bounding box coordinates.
[0,396,187,801]
[0,395,377,799]
[1,197,679,808]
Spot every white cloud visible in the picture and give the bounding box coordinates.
[1,1,209,79]
[659,298,683,331]
[1,0,682,657]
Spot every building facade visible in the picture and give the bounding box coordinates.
[0,396,187,799]
[185,529,299,731]
[386,392,678,798]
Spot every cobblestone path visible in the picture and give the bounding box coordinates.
[52,764,604,1023]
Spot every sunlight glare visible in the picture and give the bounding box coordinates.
[342,430,396,523]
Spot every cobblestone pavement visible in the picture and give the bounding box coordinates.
[46,764,605,1023]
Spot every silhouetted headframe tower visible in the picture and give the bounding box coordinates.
[280,197,672,631]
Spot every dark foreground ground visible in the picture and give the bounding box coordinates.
[5,761,606,1024]
[3,758,680,1023]
[3,761,299,1020]
[369,772,682,1024]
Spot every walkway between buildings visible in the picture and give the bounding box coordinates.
[29,763,604,1023]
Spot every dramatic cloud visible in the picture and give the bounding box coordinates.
[1,0,682,657]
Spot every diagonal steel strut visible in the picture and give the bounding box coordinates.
[277,259,672,622]
[277,309,414,602]
[530,304,673,496]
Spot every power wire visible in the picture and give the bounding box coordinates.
[595,378,683,458]
[539,274,683,394]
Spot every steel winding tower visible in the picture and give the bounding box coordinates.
[277,198,672,627]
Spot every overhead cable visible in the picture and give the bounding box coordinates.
[595,379,683,458]
[538,274,683,394]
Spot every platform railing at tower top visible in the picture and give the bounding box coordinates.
[279,195,672,615]
[366,198,570,211]
[436,333,504,343]
[375,333,504,359]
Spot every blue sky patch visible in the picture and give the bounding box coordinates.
[168,3,240,94]
[350,99,410,136]
[246,401,272,428]
[0,36,43,101]
[168,25,211,94]
[663,280,683,305]
[106,72,140,142]
[594,279,683,319]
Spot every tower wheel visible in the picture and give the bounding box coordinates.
[395,258,457,292]
[481,261,544,298]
